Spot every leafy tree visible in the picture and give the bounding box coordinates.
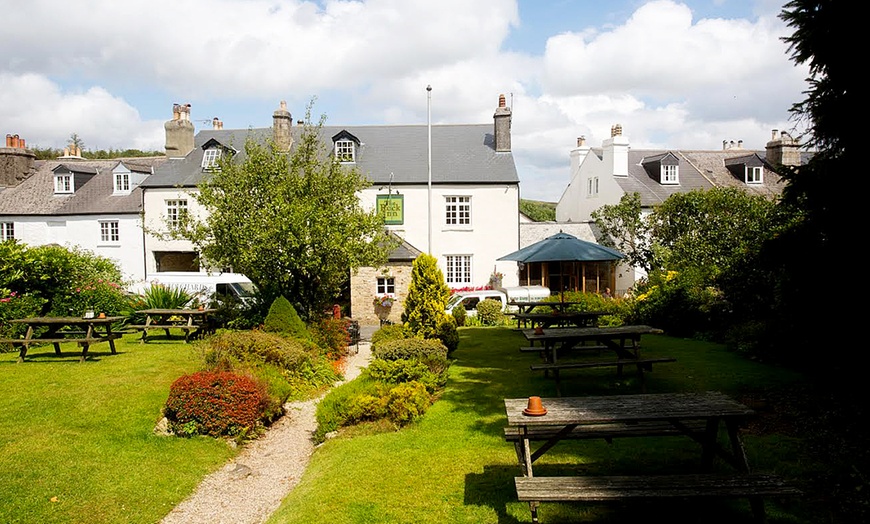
[68,133,85,152]
[769,0,856,363]
[591,192,655,273]
[649,188,782,283]
[172,102,396,321]
[401,254,450,338]
[519,199,556,222]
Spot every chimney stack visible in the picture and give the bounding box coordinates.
[493,94,512,152]
[164,103,195,158]
[766,129,801,167]
[273,101,293,151]
[569,135,591,180]
[1,133,36,187]
[602,123,629,177]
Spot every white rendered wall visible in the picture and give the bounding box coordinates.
[359,184,520,289]
[4,214,146,282]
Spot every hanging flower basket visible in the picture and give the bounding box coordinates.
[373,296,394,308]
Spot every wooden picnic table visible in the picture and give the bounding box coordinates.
[1,315,125,362]
[513,311,606,329]
[504,392,801,523]
[521,324,673,394]
[129,308,217,343]
[509,300,583,315]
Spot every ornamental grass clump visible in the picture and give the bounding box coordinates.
[163,371,273,439]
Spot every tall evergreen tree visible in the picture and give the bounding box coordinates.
[401,253,450,338]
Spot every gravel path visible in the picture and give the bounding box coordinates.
[160,335,373,524]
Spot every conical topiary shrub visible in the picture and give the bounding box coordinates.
[263,296,309,339]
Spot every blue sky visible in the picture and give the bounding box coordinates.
[0,0,807,202]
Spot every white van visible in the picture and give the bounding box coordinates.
[128,272,258,307]
[446,286,550,317]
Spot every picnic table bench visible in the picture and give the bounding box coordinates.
[0,316,125,362]
[129,308,217,343]
[503,392,801,523]
[521,325,674,394]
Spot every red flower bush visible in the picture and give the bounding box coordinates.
[164,371,271,438]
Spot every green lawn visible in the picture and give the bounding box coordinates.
[0,334,236,524]
[0,327,836,523]
[267,327,825,524]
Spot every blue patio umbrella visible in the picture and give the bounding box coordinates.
[497,231,625,297]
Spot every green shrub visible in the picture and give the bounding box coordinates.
[367,358,446,393]
[401,254,450,338]
[0,291,46,344]
[163,371,274,439]
[475,298,504,326]
[451,304,466,326]
[314,376,381,441]
[383,381,431,424]
[372,337,448,362]
[263,296,309,339]
[435,318,459,354]
[198,329,338,402]
[370,323,408,353]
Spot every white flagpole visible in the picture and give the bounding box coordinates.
[427,84,433,254]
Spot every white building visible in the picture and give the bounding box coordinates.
[0,136,164,283]
[139,96,522,324]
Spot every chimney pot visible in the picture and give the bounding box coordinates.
[577,136,585,147]
[771,129,778,140]
[498,94,506,108]
[5,134,11,147]
[737,140,743,148]
[20,139,25,149]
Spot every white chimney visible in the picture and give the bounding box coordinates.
[569,135,591,179]
[602,124,629,177]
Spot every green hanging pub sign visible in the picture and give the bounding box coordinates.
[376,194,404,225]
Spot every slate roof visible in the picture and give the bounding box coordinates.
[142,124,519,189]
[586,147,790,207]
[0,157,166,216]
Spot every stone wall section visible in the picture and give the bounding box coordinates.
[349,262,413,326]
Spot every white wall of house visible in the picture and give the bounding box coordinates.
[556,136,627,223]
[141,187,206,275]
[4,214,146,282]
[358,184,520,289]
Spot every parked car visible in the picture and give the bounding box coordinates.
[446,286,550,317]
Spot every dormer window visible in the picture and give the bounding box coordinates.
[746,166,763,184]
[54,173,73,194]
[641,152,680,185]
[725,154,765,185]
[114,172,130,193]
[335,139,355,162]
[202,148,222,170]
[332,130,360,163]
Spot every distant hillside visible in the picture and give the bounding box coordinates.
[520,199,556,222]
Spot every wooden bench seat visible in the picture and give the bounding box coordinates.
[530,357,676,372]
[0,334,122,345]
[520,345,608,353]
[515,474,801,523]
[504,419,708,443]
[530,357,676,395]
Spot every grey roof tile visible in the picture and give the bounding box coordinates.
[0,157,166,216]
[143,124,519,188]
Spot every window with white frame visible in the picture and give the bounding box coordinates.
[587,176,599,196]
[114,172,130,193]
[335,139,355,162]
[376,277,395,295]
[100,220,119,242]
[445,255,472,286]
[1,222,13,241]
[662,164,679,184]
[202,148,222,170]
[746,166,763,184]
[165,199,188,228]
[54,173,73,193]
[445,196,471,226]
